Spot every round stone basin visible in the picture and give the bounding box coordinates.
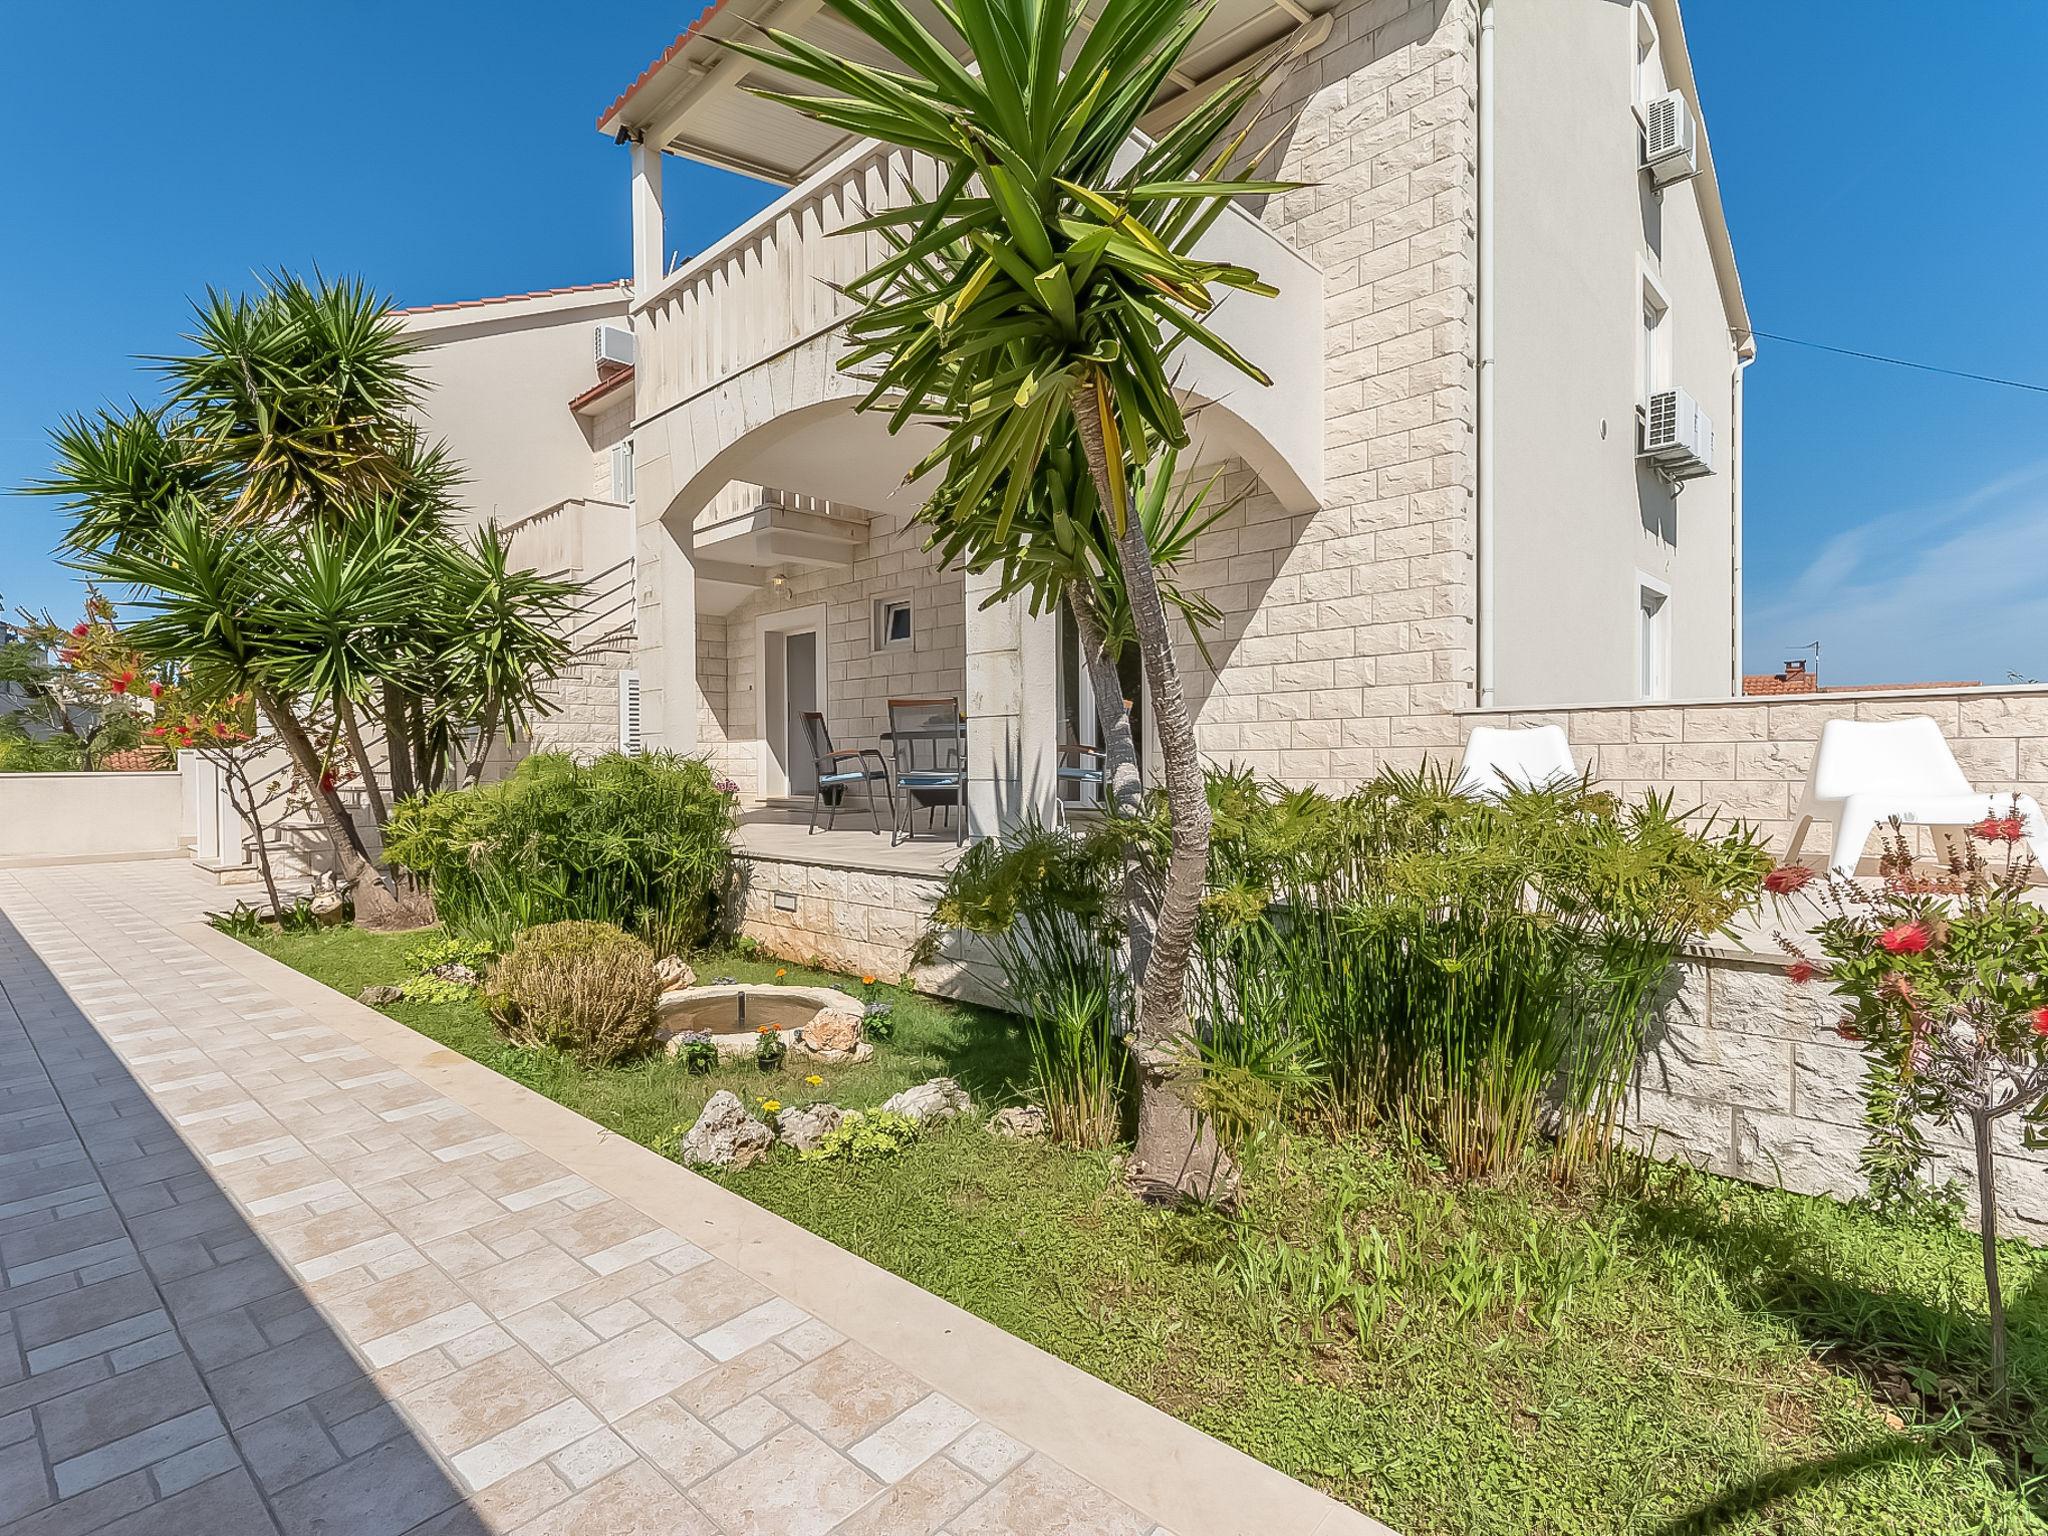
[655,983,861,1058]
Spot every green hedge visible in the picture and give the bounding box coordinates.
[385,752,737,952]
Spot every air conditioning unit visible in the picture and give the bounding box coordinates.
[1642,90,1698,185]
[1640,388,1714,480]
[594,324,636,369]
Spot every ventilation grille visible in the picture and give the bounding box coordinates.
[617,670,643,756]
[1644,390,1678,449]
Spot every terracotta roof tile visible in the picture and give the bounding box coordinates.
[598,2,730,132]
[569,365,635,413]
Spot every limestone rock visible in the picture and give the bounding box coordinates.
[655,956,696,990]
[775,1102,846,1153]
[681,1091,775,1170]
[309,890,345,927]
[355,984,404,1007]
[798,1009,868,1063]
[988,1106,1047,1141]
[427,962,480,987]
[880,1076,971,1124]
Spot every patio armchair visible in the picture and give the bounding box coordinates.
[885,698,967,846]
[1453,724,1581,800]
[1055,740,1108,824]
[797,711,894,836]
[1785,715,2048,875]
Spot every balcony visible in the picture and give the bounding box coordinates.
[630,137,1324,523]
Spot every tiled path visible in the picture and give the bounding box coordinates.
[0,859,1381,1536]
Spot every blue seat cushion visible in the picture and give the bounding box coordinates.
[818,770,869,785]
[899,771,962,788]
[1057,766,1103,781]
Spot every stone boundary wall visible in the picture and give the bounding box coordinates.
[730,854,1003,1009]
[1637,948,2048,1237]
[1462,683,2048,861]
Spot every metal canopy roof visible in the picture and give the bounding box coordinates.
[598,0,1329,186]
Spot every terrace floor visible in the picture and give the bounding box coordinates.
[0,858,1377,1536]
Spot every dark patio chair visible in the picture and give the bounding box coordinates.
[1055,740,1108,824]
[885,697,967,846]
[798,711,893,835]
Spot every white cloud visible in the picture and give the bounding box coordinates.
[1745,460,2048,685]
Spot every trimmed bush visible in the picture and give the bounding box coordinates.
[383,752,737,952]
[482,920,662,1065]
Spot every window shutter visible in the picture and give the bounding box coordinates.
[610,441,635,505]
[617,670,643,756]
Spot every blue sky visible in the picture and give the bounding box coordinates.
[3,3,2043,687]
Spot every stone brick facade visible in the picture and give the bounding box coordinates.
[1637,951,2048,1237]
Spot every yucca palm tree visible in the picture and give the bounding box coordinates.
[730,0,1298,1199]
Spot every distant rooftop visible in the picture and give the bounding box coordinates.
[1742,659,1982,697]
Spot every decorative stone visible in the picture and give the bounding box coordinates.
[309,890,344,927]
[655,955,696,990]
[775,1102,846,1153]
[880,1076,971,1124]
[681,1091,774,1170]
[355,984,404,1007]
[427,962,480,986]
[987,1106,1047,1141]
[800,1009,862,1055]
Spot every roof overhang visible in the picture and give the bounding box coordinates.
[599,0,1332,186]
[1650,0,1752,358]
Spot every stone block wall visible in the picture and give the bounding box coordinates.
[1635,951,2048,1237]
[528,643,634,760]
[1462,684,2048,860]
[1214,0,1477,787]
[729,854,1003,1008]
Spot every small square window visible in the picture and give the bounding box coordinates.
[873,598,913,651]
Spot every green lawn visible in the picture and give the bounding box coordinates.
[246,924,2048,1535]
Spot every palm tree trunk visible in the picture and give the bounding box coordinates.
[1065,580,1154,986]
[1072,388,1236,1207]
[337,695,388,828]
[461,698,502,789]
[381,681,416,802]
[253,684,398,925]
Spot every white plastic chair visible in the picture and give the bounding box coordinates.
[1785,715,2048,875]
[1454,725,1581,800]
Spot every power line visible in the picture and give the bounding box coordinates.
[1753,330,2048,396]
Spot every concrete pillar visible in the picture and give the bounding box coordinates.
[630,138,665,299]
[963,570,1058,836]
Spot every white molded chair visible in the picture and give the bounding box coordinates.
[1785,715,2048,875]
[1454,725,1581,800]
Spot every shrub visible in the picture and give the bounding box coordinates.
[754,1027,787,1073]
[384,752,736,951]
[927,766,1768,1174]
[481,920,662,1065]
[675,1033,719,1075]
[801,1109,920,1164]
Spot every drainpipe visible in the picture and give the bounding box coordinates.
[1475,0,1497,707]
[1729,344,1755,695]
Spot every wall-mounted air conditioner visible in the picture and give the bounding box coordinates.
[594,324,636,369]
[1640,388,1714,480]
[1642,90,1698,185]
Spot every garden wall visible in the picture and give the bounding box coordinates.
[1459,683,2048,862]
[0,770,187,860]
[1637,948,2048,1238]
[730,853,1003,1009]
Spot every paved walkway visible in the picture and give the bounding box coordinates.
[0,860,1380,1536]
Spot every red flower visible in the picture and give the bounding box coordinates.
[56,649,76,665]
[70,622,88,638]
[1971,815,2005,842]
[109,676,129,695]
[1878,923,1929,955]
[149,681,165,700]
[1763,865,1815,896]
[2002,817,2027,843]
[149,725,166,738]
[1787,960,1816,985]
[318,770,336,794]
[212,722,230,738]
[2033,1008,2048,1038]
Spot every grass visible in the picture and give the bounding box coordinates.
[246,923,2048,1535]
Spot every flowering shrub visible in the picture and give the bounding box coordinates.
[754,1026,787,1073]
[675,1033,719,1075]
[1775,811,2048,1393]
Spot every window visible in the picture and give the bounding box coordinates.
[872,596,913,651]
[1637,581,1670,700]
[1639,273,1671,403]
[617,670,643,755]
[609,440,635,505]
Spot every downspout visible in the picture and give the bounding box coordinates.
[1729,344,1755,695]
[1475,0,1497,707]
